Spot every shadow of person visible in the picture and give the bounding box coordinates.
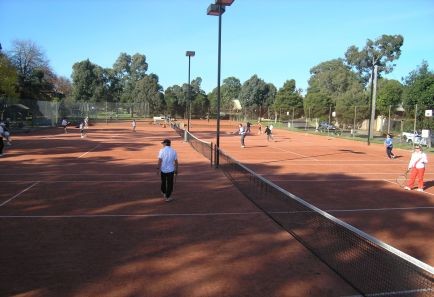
[423,180,434,190]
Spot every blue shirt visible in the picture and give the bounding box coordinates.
[384,138,393,147]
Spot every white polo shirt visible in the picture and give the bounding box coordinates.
[158,146,177,173]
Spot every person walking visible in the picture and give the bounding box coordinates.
[61,118,68,133]
[246,122,251,134]
[238,123,246,148]
[157,139,178,202]
[257,122,262,135]
[132,119,136,132]
[404,145,428,192]
[79,121,86,138]
[1,121,11,145]
[264,125,274,142]
[384,134,395,159]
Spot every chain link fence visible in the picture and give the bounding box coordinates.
[1,98,432,148]
[0,98,155,128]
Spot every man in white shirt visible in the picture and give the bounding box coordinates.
[238,123,246,148]
[157,139,178,202]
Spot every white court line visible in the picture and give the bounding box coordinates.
[0,180,220,183]
[0,211,264,219]
[77,143,101,158]
[0,182,40,207]
[383,179,434,196]
[268,206,434,214]
[274,146,319,161]
[342,288,433,297]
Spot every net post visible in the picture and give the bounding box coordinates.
[210,141,213,167]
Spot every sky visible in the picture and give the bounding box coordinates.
[1,0,434,94]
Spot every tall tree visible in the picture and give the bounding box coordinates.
[239,74,268,118]
[0,53,18,99]
[221,76,241,112]
[345,34,404,85]
[375,78,404,116]
[113,53,148,103]
[402,61,434,130]
[132,73,164,115]
[9,39,49,80]
[305,59,364,120]
[188,77,208,117]
[274,79,304,118]
[71,59,105,102]
[8,39,57,99]
[164,85,186,118]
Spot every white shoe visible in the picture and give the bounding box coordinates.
[404,186,411,191]
[416,188,424,192]
[165,197,174,202]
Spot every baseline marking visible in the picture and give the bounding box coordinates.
[0,211,264,219]
[0,182,40,207]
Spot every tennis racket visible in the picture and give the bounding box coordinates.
[396,169,409,188]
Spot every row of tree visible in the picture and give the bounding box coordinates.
[0,35,433,129]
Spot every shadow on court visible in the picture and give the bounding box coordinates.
[0,124,359,297]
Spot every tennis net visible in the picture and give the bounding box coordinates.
[217,147,433,296]
[170,124,213,165]
[185,130,213,166]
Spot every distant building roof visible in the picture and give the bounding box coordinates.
[232,99,241,111]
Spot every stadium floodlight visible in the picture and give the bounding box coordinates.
[207,0,235,167]
[186,51,195,132]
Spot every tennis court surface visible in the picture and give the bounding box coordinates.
[1,121,362,297]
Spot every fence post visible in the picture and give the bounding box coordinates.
[413,104,418,148]
[353,106,357,137]
[387,105,391,134]
[210,141,213,167]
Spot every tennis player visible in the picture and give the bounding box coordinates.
[404,145,428,192]
[157,139,178,202]
[238,123,246,148]
[384,134,395,159]
[61,118,68,133]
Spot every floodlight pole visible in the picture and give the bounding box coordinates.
[367,64,378,145]
[186,51,195,131]
[216,7,222,167]
[207,0,234,168]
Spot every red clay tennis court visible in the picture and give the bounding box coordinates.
[191,120,434,264]
[0,120,432,296]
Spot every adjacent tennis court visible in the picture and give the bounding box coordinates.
[1,120,433,296]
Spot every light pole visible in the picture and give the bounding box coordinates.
[367,64,378,145]
[207,0,234,168]
[186,51,195,131]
